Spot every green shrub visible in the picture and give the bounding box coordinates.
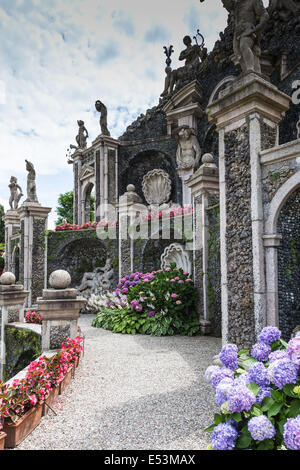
[91,264,201,336]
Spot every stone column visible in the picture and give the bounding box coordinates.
[186,154,219,334]
[263,234,282,328]
[18,202,51,307]
[177,168,194,206]
[93,135,120,221]
[0,272,29,380]
[117,185,144,280]
[4,210,20,272]
[37,270,86,352]
[207,72,290,348]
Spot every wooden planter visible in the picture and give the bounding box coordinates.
[0,432,6,450]
[3,404,43,448]
[42,386,60,417]
[59,366,74,395]
[75,352,82,368]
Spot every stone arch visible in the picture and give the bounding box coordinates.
[265,171,300,235]
[82,181,95,224]
[52,237,108,287]
[11,245,20,282]
[264,172,300,335]
[208,75,235,105]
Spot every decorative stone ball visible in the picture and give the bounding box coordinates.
[0,272,16,285]
[202,153,214,164]
[127,184,136,192]
[49,270,71,289]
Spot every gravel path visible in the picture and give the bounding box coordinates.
[17,315,221,450]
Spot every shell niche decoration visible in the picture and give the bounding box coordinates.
[142,169,172,206]
[161,243,192,274]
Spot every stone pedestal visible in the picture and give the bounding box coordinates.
[177,168,194,206]
[18,202,51,307]
[93,135,120,222]
[187,154,219,334]
[117,186,144,279]
[163,80,204,134]
[0,273,29,380]
[4,210,20,273]
[37,271,86,351]
[207,72,290,348]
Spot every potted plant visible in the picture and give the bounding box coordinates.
[1,380,43,448]
[0,419,6,451]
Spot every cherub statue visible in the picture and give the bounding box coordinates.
[200,0,269,74]
[9,176,23,210]
[95,100,111,136]
[25,160,38,203]
[70,120,89,150]
[173,126,201,170]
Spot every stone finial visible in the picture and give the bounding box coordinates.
[49,270,71,290]
[0,272,16,285]
[202,153,214,164]
[119,185,143,205]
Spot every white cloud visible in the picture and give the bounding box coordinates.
[0,0,227,228]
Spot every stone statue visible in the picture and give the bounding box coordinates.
[78,258,114,300]
[70,120,89,151]
[269,0,299,20]
[200,0,269,74]
[173,126,201,170]
[25,160,38,203]
[221,0,269,74]
[161,36,206,97]
[8,176,23,210]
[95,100,111,136]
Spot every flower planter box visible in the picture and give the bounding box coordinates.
[0,432,6,450]
[59,366,74,395]
[42,385,60,417]
[3,404,43,448]
[75,352,82,368]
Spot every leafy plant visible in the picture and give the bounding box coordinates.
[204,328,300,450]
[91,265,200,336]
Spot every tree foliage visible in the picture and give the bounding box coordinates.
[55,191,95,225]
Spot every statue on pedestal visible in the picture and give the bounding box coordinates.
[95,100,111,137]
[173,126,201,170]
[25,160,39,203]
[70,120,89,151]
[161,35,206,97]
[9,177,23,210]
[200,0,269,74]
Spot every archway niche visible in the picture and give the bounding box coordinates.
[277,187,300,339]
[83,182,95,224]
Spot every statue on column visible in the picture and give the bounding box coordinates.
[95,100,111,136]
[8,177,23,210]
[70,120,89,151]
[200,0,269,74]
[161,35,207,97]
[173,126,201,170]
[25,160,39,203]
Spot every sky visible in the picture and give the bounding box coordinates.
[0,0,240,228]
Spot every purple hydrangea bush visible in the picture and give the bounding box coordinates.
[205,326,300,450]
[92,264,200,336]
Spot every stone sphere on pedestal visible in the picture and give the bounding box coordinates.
[0,272,16,285]
[49,270,71,290]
